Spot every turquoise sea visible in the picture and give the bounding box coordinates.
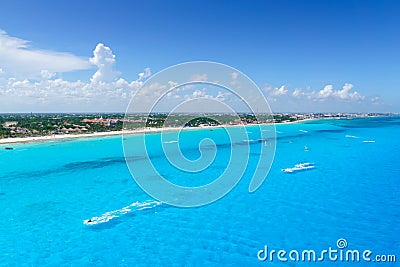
[0,117,399,266]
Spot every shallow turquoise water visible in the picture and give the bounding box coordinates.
[0,117,399,266]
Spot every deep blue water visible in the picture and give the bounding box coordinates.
[0,117,399,266]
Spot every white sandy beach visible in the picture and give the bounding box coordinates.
[0,125,228,145]
[0,127,178,145]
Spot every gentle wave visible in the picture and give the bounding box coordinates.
[282,162,315,173]
[363,140,376,143]
[345,135,359,138]
[163,140,178,144]
[299,130,308,133]
[83,200,163,225]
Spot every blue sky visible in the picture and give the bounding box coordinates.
[0,0,399,112]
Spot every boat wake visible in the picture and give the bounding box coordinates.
[83,200,163,225]
[282,162,315,173]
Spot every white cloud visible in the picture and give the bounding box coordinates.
[138,67,151,80]
[190,73,208,82]
[183,87,233,102]
[231,72,239,80]
[370,96,382,105]
[166,91,181,99]
[230,71,240,86]
[292,88,304,97]
[316,84,334,98]
[216,91,232,101]
[131,81,169,108]
[0,32,154,111]
[263,85,272,93]
[168,80,179,88]
[40,70,56,80]
[0,29,91,79]
[262,82,377,113]
[0,40,157,112]
[335,83,363,100]
[0,75,145,112]
[308,83,364,101]
[185,89,209,100]
[0,38,151,112]
[270,85,288,96]
[145,82,234,111]
[89,43,120,83]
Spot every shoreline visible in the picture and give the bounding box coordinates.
[0,127,177,145]
[0,119,313,146]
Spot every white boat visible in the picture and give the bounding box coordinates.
[304,145,309,151]
[282,162,315,173]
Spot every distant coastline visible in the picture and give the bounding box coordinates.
[0,119,312,145]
